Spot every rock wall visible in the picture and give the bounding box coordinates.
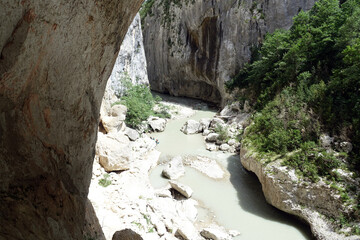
[240,144,358,240]
[102,13,149,118]
[142,0,315,105]
[0,1,142,239]
[107,13,149,98]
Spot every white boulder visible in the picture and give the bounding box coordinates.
[162,156,185,180]
[206,133,220,142]
[148,116,167,132]
[169,181,193,198]
[96,132,132,172]
[181,119,202,134]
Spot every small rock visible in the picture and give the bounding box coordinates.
[124,127,140,141]
[320,134,334,148]
[111,104,127,118]
[176,199,198,222]
[210,118,226,129]
[148,116,167,132]
[206,143,218,151]
[162,156,185,180]
[202,129,211,136]
[112,229,143,240]
[340,142,353,153]
[169,181,193,198]
[199,118,212,131]
[200,227,231,240]
[220,144,230,151]
[228,139,236,146]
[228,230,241,237]
[243,100,251,112]
[101,116,126,133]
[155,188,172,198]
[175,220,200,240]
[181,119,202,134]
[206,133,219,142]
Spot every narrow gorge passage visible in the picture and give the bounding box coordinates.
[149,95,314,240]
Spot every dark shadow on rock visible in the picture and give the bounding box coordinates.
[112,229,143,240]
[226,154,315,240]
[83,199,106,240]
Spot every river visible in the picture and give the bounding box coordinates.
[149,97,313,240]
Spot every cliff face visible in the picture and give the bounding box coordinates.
[102,13,149,117]
[142,0,315,105]
[107,13,149,98]
[0,1,142,239]
[240,144,359,240]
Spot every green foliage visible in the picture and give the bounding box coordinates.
[114,77,169,129]
[120,83,155,128]
[247,88,319,154]
[98,173,111,187]
[229,0,360,171]
[140,0,156,21]
[214,124,229,142]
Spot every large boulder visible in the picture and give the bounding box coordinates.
[162,156,185,180]
[181,119,202,134]
[0,2,142,238]
[148,116,167,132]
[169,181,193,199]
[96,132,132,172]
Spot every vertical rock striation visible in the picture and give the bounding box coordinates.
[142,0,315,105]
[107,13,149,98]
[0,1,142,239]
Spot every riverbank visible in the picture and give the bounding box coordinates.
[88,94,314,239]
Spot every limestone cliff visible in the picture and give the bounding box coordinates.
[102,13,149,118]
[142,0,315,105]
[0,1,142,239]
[240,143,359,240]
[107,13,149,99]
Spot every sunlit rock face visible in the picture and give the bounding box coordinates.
[0,1,142,239]
[142,0,315,105]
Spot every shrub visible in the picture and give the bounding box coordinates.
[98,173,111,187]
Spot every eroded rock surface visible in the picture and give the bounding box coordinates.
[0,1,142,239]
[143,0,315,105]
[240,144,359,240]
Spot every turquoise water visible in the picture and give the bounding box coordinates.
[149,107,313,240]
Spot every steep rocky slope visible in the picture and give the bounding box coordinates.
[0,1,142,239]
[107,13,149,98]
[240,143,359,240]
[142,0,315,105]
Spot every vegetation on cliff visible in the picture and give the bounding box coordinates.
[113,75,170,129]
[228,0,360,233]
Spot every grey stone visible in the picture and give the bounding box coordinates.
[125,127,140,141]
[181,119,202,134]
[162,156,185,180]
[169,181,193,199]
[220,144,230,152]
[206,133,220,142]
[320,134,334,148]
[340,142,353,153]
[200,227,231,240]
[148,117,167,132]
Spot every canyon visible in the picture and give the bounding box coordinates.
[142,0,316,105]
